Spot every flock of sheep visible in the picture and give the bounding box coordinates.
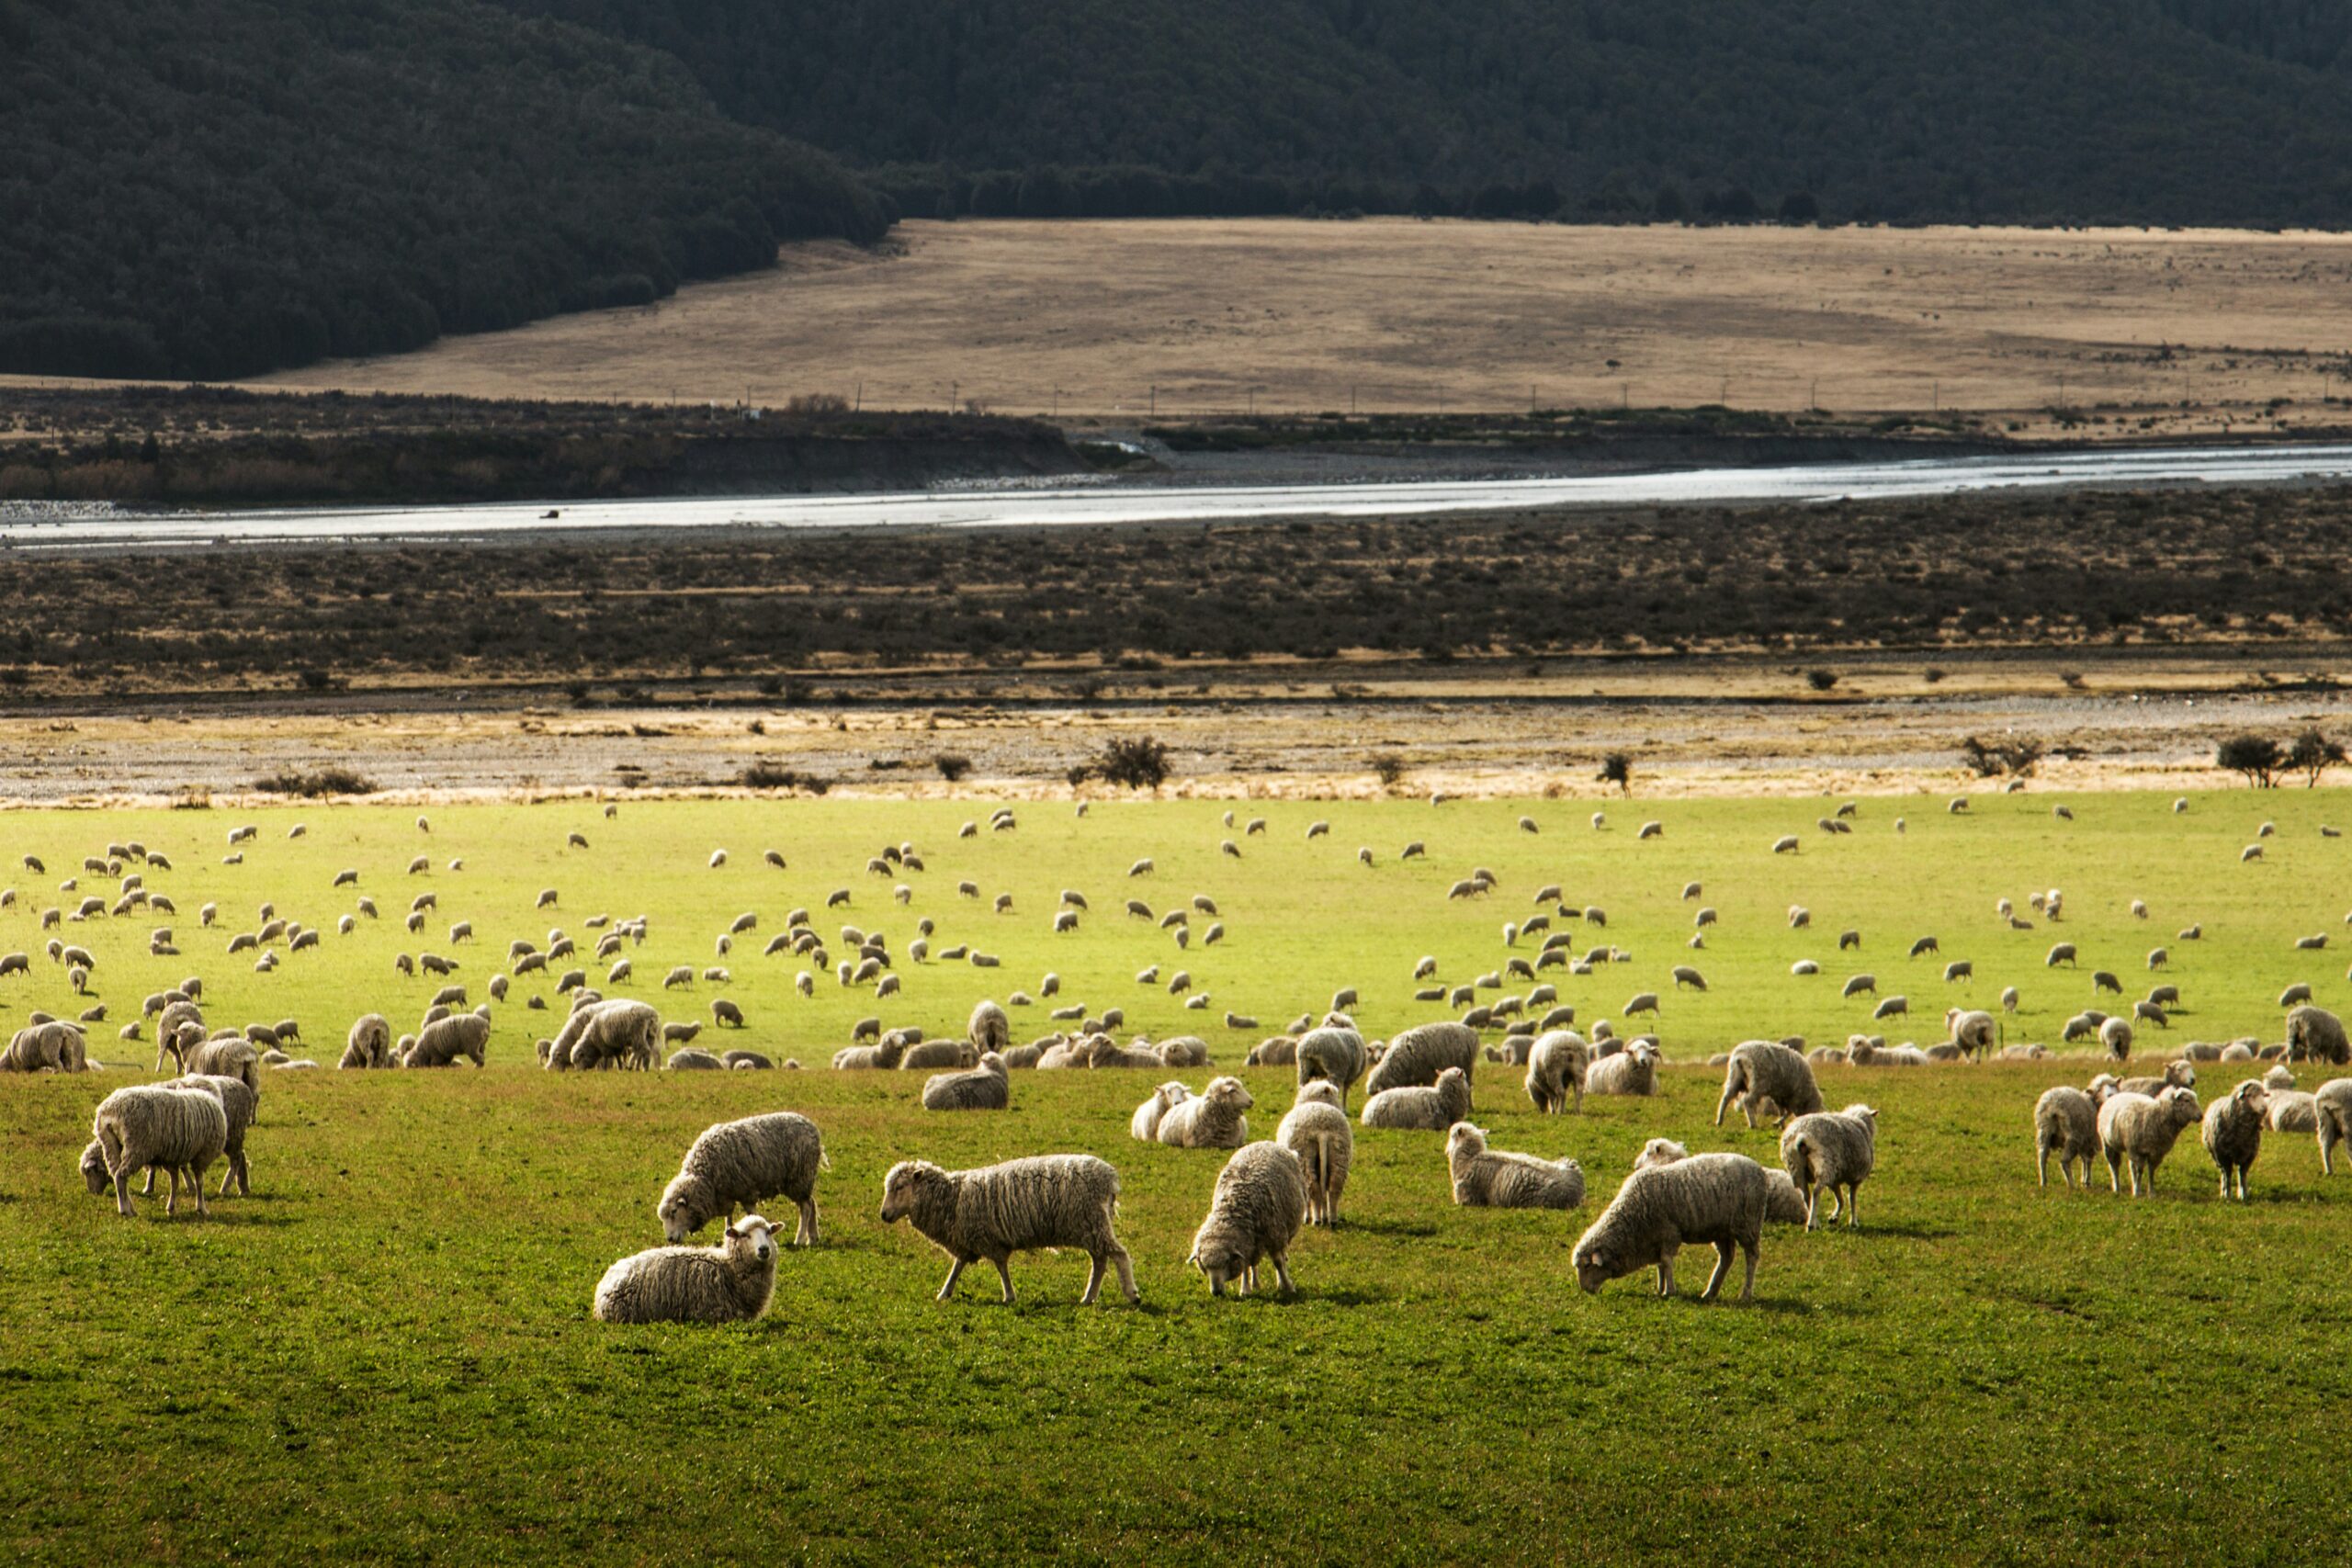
[11,791,2352,1319]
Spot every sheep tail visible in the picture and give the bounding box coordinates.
[818,1147,834,1172]
[1786,1132,1819,1190]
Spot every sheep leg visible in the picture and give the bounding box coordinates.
[188,1166,211,1217]
[163,1166,181,1215]
[1736,1240,1758,1303]
[797,1198,819,1247]
[1655,1247,1677,1298]
[2104,1149,2122,1193]
[2036,1146,2050,1189]
[1271,1252,1295,1296]
[140,1167,157,1198]
[992,1258,1016,1304]
[935,1259,967,1301]
[1713,1077,1738,1127]
[1571,1085,1583,1114]
[1844,1185,1860,1229]
[111,1159,137,1218]
[1802,1184,1820,1233]
[1699,1240,1736,1303]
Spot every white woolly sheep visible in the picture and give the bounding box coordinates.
[2099,1017,2133,1063]
[2202,1080,2269,1200]
[658,1112,826,1244]
[1131,1081,1194,1143]
[1295,1026,1369,1104]
[1524,1029,1588,1115]
[594,1215,780,1325]
[165,1075,257,1198]
[2034,1086,2101,1190]
[1946,1007,1997,1061]
[1586,1042,1659,1096]
[1158,1077,1254,1147]
[879,1155,1138,1305]
[968,998,1011,1055]
[1276,1081,1352,1226]
[1187,1142,1307,1297]
[339,1012,395,1069]
[1572,1153,1768,1303]
[1780,1104,1878,1230]
[2098,1087,2203,1196]
[1714,1041,1824,1129]
[1360,1066,1471,1131]
[1362,1021,1477,1098]
[1447,1122,1584,1210]
[923,1054,1011,1111]
[2315,1079,2352,1173]
[83,1084,228,1218]
[2286,1005,2350,1065]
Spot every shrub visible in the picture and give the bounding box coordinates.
[1597,751,1634,794]
[2217,733,2283,788]
[251,767,375,797]
[1959,736,2044,778]
[741,761,830,794]
[2288,728,2345,787]
[1369,752,1408,790]
[1082,735,1171,792]
[1805,668,1839,692]
[935,753,973,782]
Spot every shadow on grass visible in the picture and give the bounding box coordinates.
[1331,1217,1441,1239]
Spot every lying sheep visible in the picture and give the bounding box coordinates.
[1157,1077,1254,1148]
[1362,1021,1477,1099]
[1275,1081,1352,1226]
[1186,1142,1308,1297]
[923,1054,1011,1111]
[658,1111,826,1244]
[83,1084,228,1218]
[1780,1104,1878,1230]
[2098,1087,2203,1196]
[666,1048,726,1071]
[1523,1029,1588,1115]
[2034,1087,2102,1190]
[1573,1154,1768,1303]
[2201,1080,2269,1201]
[1713,1041,1823,1130]
[1361,1066,1471,1131]
[1130,1082,1193,1143]
[724,1051,773,1071]
[901,1039,979,1071]
[831,1033,908,1070]
[1586,1042,1659,1097]
[879,1155,1138,1305]
[594,1215,781,1325]
[1447,1122,1584,1210]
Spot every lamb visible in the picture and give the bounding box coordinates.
[404,1011,490,1067]
[657,1111,826,1244]
[2034,1086,2102,1190]
[2201,1079,2269,1201]
[879,1155,1138,1305]
[1572,1153,1768,1303]
[1361,1066,1471,1131]
[83,1083,229,1218]
[1780,1104,1878,1229]
[1294,1026,1369,1103]
[1157,1076,1254,1147]
[1361,1021,1478,1098]
[923,1054,1011,1111]
[1713,1041,1823,1130]
[1447,1122,1585,1210]
[1585,1042,1660,1096]
[2285,1004,2351,1065]
[2316,1079,2352,1173]
[1131,1081,1194,1142]
[1523,1029,1589,1114]
[593,1215,781,1325]
[1276,1080,1352,1226]
[2098,1087,2203,1196]
[1186,1141,1308,1296]
[339,1012,395,1069]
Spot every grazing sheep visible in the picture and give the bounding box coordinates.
[902,1039,980,1071]
[1714,1041,1823,1129]
[545,998,660,1071]
[339,1013,395,1069]
[1361,1066,1472,1131]
[2,1020,85,1073]
[1586,1043,1660,1097]
[1276,1081,1353,1226]
[2316,1079,2352,1173]
[2034,1087,2102,1190]
[1158,1077,1254,1147]
[1908,935,1939,958]
[2098,1088,2203,1196]
[710,999,745,1029]
[84,1084,228,1218]
[1247,1036,1298,1067]
[1186,1142,1308,1297]
[1295,1027,1369,1103]
[1780,1104,1878,1230]
[1362,1021,1477,1098]
[593,1215,781,1325]
[923,1054,1011,1111]
[1771,836,1800,855]
[1524,1030,1589,1115]
[2202,1080,2269,1200]
[2047,943,2078,968]
[1946,1008,1997,1061]
[878,1155,1138,1306]
[1872,995,1909,1021]
[1131,1081,1194,1143]
[164,1075,258,1198]
[1841,974,1876,998]
[2100,1017,2133,1062]
[1572,1154,1767,1303]
[967,998,1011,1055]
[2286,1005,2351,1065]
[403,1012,489,1068]
[1447,1122,1584,1210]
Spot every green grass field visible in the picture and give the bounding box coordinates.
[6,789,2352,1563]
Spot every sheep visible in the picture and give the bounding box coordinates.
[1362,1021,1477,1098]
[1276,1081,1352,1226]
[1780,1104,1878,1230]
[1447,1122,1585,1210]
[1,1020,85,1073]
[2047,943,2078,968]
[1946,1007,1997,1061]
[1186,1142,1308,1297]
[1158,1077,1254,1148]
[1295,1026,1368,1104]
[664,1022,705,1045]
[1713,1041,1823,1130]
[2098,1087,2203,1196]
[1131,1081,1194,1143]
[923,1054,1011,1111]
[2286,1005,2351,1065]
[878,1155,1138,1305]
[162,1075,257,1198]
[1572,1154,1767,1303]
[710,999,745,1029]
[1524,1029,1589,1115]
[1771,835,1800,855]
[666,1048,727,1071]
[404,1011,489,1068]
[1908,935,1939,958]
[1841,974,1876,998]
[724,1051,774,1070]
[2317,1079,2352,1173]
[339,1013,395,1069]
[593,1215,781,1325]
[652,1111,826,1246]
[83,1084,228,1218]
[1247,1035,1298,1067]
[1871,996,1909,1021]
[2100,1017,2133,1062]
[1156,1036,1211,1068]
[2115,1061,2196,1098]
[1361,1066,1471,1131]
[1586,1043,1660,1097]
[2034,1086,2102,1189]
[2202,1080,2269,1201]
[831,1033,907,1070]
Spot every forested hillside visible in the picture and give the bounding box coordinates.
[503,0,2352,224]
[0,0,888,379]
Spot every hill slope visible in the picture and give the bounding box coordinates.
[502,0,2352,225]
[0,0,889,380]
